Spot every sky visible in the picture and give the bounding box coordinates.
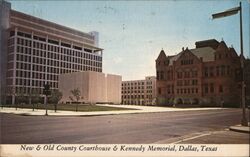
[8,0,250,81]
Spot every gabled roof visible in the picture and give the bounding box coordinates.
[190,47,215,62]
[228,47,238,57]
[156,49,167,61]
[216,41,228,52]
[167,47,215,65]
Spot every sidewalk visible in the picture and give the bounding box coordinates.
[0,104,225,116]
[229,123,250,133]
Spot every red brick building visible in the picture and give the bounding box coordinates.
[155,39,242,107]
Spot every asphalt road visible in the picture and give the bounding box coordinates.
[1,108,249,144]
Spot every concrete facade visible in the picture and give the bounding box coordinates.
[59,71,122,104]
[0,1,103,104]
[156,39,242,107]
[121,76,157,105]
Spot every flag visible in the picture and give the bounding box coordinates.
[212,6,240,19]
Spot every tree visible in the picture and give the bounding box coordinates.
[28,90,40,111]
[71,88,81,103]
[48,89,62,104]
[48,90,62,112]
[17,88,27,105]
[70,88,81,111]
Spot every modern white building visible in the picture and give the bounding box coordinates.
[121,76,157,105]
[0,1,103,104]
[59,71,122,104]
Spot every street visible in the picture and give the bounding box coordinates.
[1,109,249,144]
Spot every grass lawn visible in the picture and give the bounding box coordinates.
[1,103,137,112]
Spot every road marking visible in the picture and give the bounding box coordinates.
[170,130,226,144]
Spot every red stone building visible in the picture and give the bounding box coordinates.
[155,39,242,106]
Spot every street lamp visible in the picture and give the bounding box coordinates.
[212,2,248,126]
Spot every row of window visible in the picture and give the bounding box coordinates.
[16,71,58,81]
[177,80,198,86]
[11,31,95,52]
[122,95,153,99]
[122,82,150,86]
[11,87,43,95]
[15,78,58,88]
[122,90,153,94]
[16,45,102,62]
[122,100,153,105]
[176,88,199,94]
[204,65,233,77]
[122,85,154,90]
[204,84,223,93]
[177,70,198,79]
[181,59,194,65]
[15,59,101,72]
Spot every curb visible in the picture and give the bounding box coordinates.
[229,125,250,134]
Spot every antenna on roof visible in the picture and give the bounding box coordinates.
[221,38,224,41]
[231,44,234,48]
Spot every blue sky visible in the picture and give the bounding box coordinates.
[8,0,250,80]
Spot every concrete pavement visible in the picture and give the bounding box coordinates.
[229,123,250,133]
[0,104,225,116]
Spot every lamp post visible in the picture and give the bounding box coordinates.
[212,2,247,126]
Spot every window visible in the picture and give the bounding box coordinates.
[10,31,15,37]
[160,71,164,80]
[227,65,230,75]
[221,65,225,76]
[192,71,198,77]
[204,84,208,93]
[216,66,220,76]
[177,71,182,78]
[184,71,190,78]
[209,67,214,77]
[210,83,214,93]
[192,80,198,85]
[204,67,208,77]
[219,85,223,93]
[181,59,193,65]
[158,88,161,95]
[177,80,182,86]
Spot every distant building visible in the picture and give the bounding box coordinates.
[155,39,242,106]
[59,71,122,104]
[0,1,103,104]
[121,76,156,105]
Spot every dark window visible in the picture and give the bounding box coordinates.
[221,65,225,76]
[177,72,182,78]
[84,48,92,53]
[160,71,164,80]
[219,85,223,93]
[48,39,59,45]
[10,31,15,37]
[204,84,208,93]
[61,42,71,48]
[73,45,82,51]
[158,88,161,95]
[216,66,220,76]
[204,67,208,77]
[210,83,214,93]
[210,67,214,77]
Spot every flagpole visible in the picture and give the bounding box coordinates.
[239,2,247,126]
